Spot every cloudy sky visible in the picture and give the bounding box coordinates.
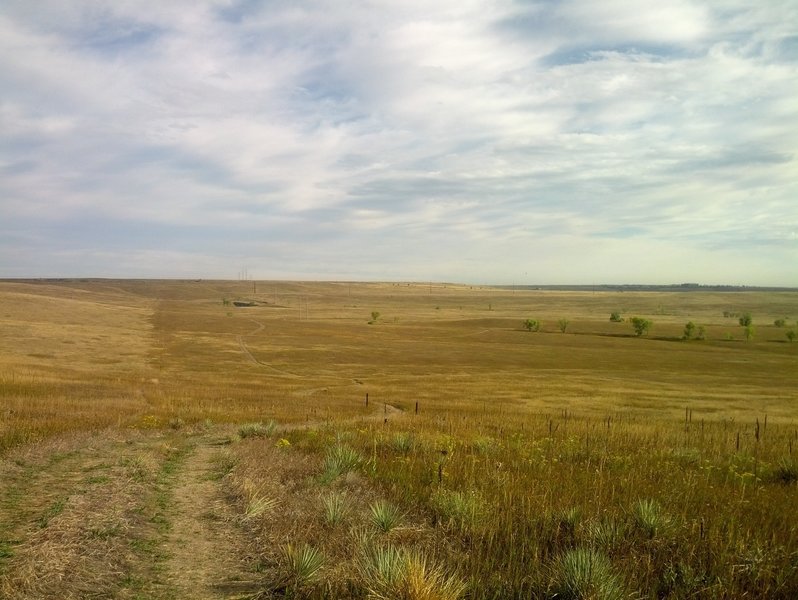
[1,1,796,284]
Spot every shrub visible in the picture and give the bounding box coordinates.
[558,318,570,333]
[549,547,625,600]
[523,319,540,332]
[683,321,696,340]
[630,317,653,337]
[739,312,752,327]
[744,324,755,341]
[786,330,796,343]
[609,312,623,322]
[774,318,787,327]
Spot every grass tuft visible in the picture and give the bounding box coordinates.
[238,420,276,438]
[370,500,404,533]
[280,543,325,589]
[359,545,467,600]
[550,547,626,600]
[321,490,349,526]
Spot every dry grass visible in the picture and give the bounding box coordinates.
[1,279,796,598]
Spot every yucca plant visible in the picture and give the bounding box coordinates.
[370,500,404,533]
[557,507,583,536]
[772,457,798,484]
[239,420,276,438]
[244,494,278,520]
[586,518,626,551]
[550,547,625,600]
[391,432,415,454]
[321,490,349,526]
[320,444,363,483]
[430,489,485,532]
[359,545,466,600]
[633,498,667,539]
[281,543,325,590]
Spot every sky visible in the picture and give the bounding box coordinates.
[1,1,796,285]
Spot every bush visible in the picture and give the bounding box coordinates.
[683,321,696,340]
[786,330,796,343]
[630,317,653,337]
[774,318,787,327]
[558,318,570,333]
[523,319,541,332]
[739,312,752,327]
[609,312,623,322]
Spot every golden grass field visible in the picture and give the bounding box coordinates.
[0,279,796,599]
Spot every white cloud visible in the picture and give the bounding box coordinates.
[0,1,796,284]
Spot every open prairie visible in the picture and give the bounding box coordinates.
[1,279,796,599]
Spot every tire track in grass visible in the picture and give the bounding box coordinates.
[157,432,259,600]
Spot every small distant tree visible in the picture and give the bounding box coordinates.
[774,318,786,327]
[739,312,752,327]
[744,324,755,341]
[696,326,706,340]
[683,321,696,340]
[630,317,653,337]
[609,312,623,322]
[523,319,540,332]
[558,318,570,333]
[787,330,796,343]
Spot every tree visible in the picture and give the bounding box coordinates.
[630,317,653,337]
[774,318,787,327]
[696,326,706,340]
[744,324,755,341]
[609,311,623,322]
[787,330,796,343]
[558,318,570,333]
[739,312,752,327]
[683,321,696,340]
[523,319,540,332]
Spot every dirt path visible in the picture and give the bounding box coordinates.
[162,436,258,600]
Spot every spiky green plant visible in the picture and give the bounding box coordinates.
[321,490,349,526]
[320,444,363,483]
[244,494,278,520]
[239,420,276,438]
[586,518,626,550]
[281,543,325,589]
[557,507,583,536]
[370,500,403,533]
[359,545,467,600]
[430,489,485,532]
[391,432,415,454]
[634,498,667,539]
[550,547,625,600]
[772,458,798,484]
